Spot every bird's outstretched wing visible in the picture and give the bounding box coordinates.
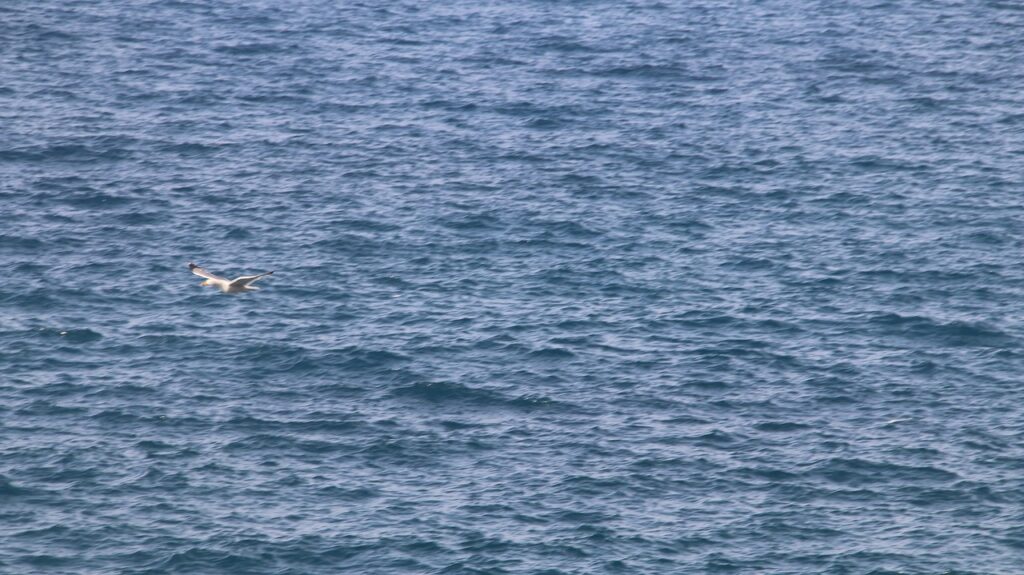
[189,262,228,282]
[229,271,274,288]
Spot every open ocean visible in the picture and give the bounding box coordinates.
[2,1,1023,573]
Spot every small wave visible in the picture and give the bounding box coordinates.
[145,547,263,573]
[528,347,576,359]
[222,227,252,239]
[158,141,225,156]
[593,63,704,80]
[90,409,205,428]
[472,335,530,353]
[331,218,401,233]
[29,27,79,42]
[656,311,737,327]
[811,458,959,486]
[391,380,501,403]
[732,466,799,482]
[315,485,379,500]
[848,154,925,172]
[134,440,199,459]
[753,421,812,433]
[122,466,190,489]
[690,429,741,448]
[391,381,560,412]
[722,256,776,271]
[221,414,358,434]
[20,554,72,567]
[437,211,504,232]
[0,475,31,496]
[35,328,104,344]
[0,137,136,163]
[867,313,1015,347]
[11,525,72,540]
[15,400,89,417]
[508,393,560,409]
[223,433,344,455]
[532,219,603,238]
[319,346,411,371]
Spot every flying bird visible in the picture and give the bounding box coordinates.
[189,262,274,293]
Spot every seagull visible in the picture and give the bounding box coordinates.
[189,262,274,293]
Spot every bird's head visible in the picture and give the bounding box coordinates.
[200,279,212,287]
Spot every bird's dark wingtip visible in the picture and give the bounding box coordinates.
[188,262,198,269]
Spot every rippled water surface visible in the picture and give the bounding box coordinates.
[2,1,1024,573]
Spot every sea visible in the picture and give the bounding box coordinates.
[1,1,1022,573]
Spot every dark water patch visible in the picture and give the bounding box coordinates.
[116,211,164,226]
[0,138,136,163]
[437,419,482,431]
[57,192,136,209]
[319,346,411,371]
[223,227,252,239]
[14,399,90,417]
[722,256,778,271]
[680,379,731,391]
[753,421,812,433]
[904,487,984,508]
[90,408,208,430]
[316,485,380,500]
[848,155,927,172]
[732,466,799,482]
[390,381,563,413]
[54,328,103,344]
[655,311,738,328]
[11,525,73,540]
[811,458,959,487]
[213,42,289,55]
[689,429,742,449]
[134,440,199,459]
[289,414,362,433]
[958,428,1012,452]
[532,219,603,238]
[472,334,529,352]
[371,274,413,288]
[867,313,1016,348]
[235,343,312,372]
[332,218,402,233]
[507,393,561,410]
[223,433,344,455]
[437,210,504,232]
[691,344,800,366]
[144,547,266,574]
[591,63,703,81]
[158,141,227,156]
[0,235,43,250]
[20,554,74,567]
[391,381,506,405]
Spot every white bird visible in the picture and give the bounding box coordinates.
[189,262,274,293]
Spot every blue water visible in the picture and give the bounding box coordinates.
[2,1,1023,573]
